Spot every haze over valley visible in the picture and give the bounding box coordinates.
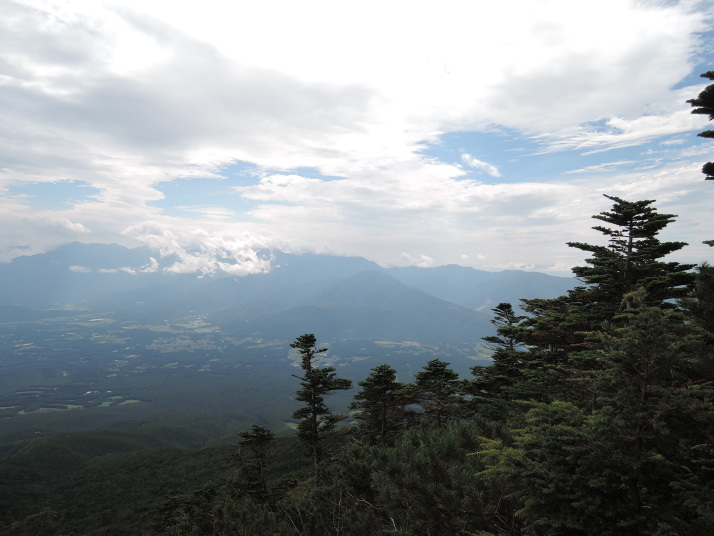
[0,242,574,440]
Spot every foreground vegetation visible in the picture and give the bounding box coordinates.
[149,195,713,536]
[2,194,712,535]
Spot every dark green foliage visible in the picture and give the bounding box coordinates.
[154,485,295,535]
[580,302,713,534]
[324,421,516,536]
[238,425,276,480]
[468,198,713,534]
[414,359,462,426]
[348,364,414,444]
[475,195,697,414]
[517,295,588,366]
[0,435,241,535]
[291,334,352,483]
[233,425,277,502]
[568,194,694,319]
[469,303,535,419]
[478,296,714,536]
[687,70,714,180]
[478,401,594,535]
[680,262,714,340]
[469,298,580,421]
[481,302,526,352]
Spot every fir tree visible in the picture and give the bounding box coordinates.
[348,364,415,444]
[468,303,536,419]
[237,424,275,497]
[680,262,714,341]
[481,297,714,535]
[472,196,696,414]
[481,302,526,352]
[414,359,462,427]
[567,194,694,318]
[687,70,714,181]
[291,333,352,485]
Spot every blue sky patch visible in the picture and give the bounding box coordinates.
[7,180,101,211]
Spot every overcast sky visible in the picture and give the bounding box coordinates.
[2,0,714,276]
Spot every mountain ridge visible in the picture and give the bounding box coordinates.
[0,243,576,343]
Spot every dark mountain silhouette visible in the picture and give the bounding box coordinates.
[221,270,493,343]
[387,264,576,310]
[0,243,575,343]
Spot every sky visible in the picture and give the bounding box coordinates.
[2,0,714,276]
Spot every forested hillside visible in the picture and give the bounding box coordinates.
[2,194,712,535]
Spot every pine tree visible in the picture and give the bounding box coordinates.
[332,421,511,535]
[687,70,714,181]
[349,364,415,444]
[518,196,692,371]
[291,333,352,485]
[567,194,694,319]
[481,302,526,352]
[468,303,536,419]
[471,296,588,418]
[680,262,714,341]
[237,424,275,497]
[414,359,462,427]
[484,297,714,535]
[471,196,696,414]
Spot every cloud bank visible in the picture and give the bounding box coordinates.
[1,0,712,274]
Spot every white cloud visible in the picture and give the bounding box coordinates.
[461,154,501,177]
[176,206,235,220]
[123,222,276,276]
[69,265,91,273]
[563,161,638,175]
[401,253,435,268]
[538,107,709,156]
[98,256,159,274]
[51,217,91,234]
[0,0,712,274]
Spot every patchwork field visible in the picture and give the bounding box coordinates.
[0,311,487,445]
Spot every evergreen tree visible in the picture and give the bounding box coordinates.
[332,421,514,536]
[687,70,714,181]
[468,303,537,420]
[472,196,696,414]
[291,334,352,485]
[567,194,694,318]
[583,300,714,534]
[515,196,691,376]
[680,262,714,341]
[414,359,462,426]
[237,424,276,497]
[481,302,527,352]
[348,364,415,444]
[479,297,714,535]
[469,296,586,421]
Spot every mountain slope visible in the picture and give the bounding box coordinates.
[387,264,575,310]
[223,271,492,343]
[0,243,575,343]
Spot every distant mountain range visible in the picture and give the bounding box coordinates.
[0,243,576,343]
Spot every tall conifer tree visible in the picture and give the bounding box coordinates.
[237,424,276,497]
[414,359,462,426]
[687,70,714,181]
[473,196,696,412]
[291,334,352,484]
[349,364,414,444]
[567,194,694,319]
